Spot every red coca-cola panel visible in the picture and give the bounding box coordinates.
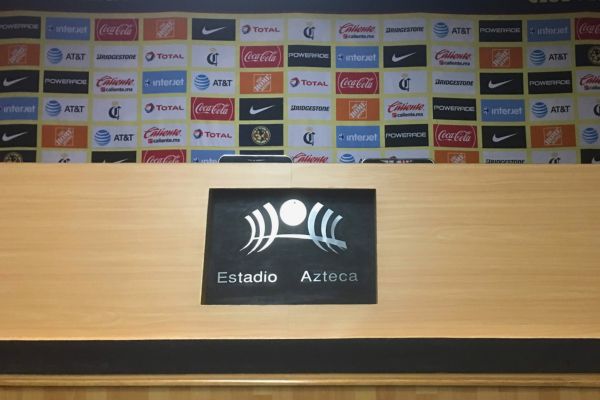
[336,72,379,95]
[576,18,600,40]
[240,46,283,68]
[95,18,139,41]
[434,124,477,148]
[191,97,235,121]
[142,149,186,163]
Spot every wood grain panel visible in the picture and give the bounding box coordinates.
[0,165,599,340]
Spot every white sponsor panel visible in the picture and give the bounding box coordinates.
[286,71,331,95]
[91,125,137,149]
[431,45,475,68]
[483,151,527,164]
[531,150,577,164]
[383,97,428,121]
[191,71,235,94]
[287,19,332,42]
[432,71,476,94]
[383,71,427,94]
[383,18,426,41]
[142,96,186,121]
[141,123,186,147]
[431,18,474,42]
[287,98,332,120]
[42,97,88,121]
[288,124,332,147]
[143,44,187,68]
[239,18,284,42]
[93,45,139,69]
[93,98,138,122]
[383,149,431,160]
[336,150,381,163]
[93,71,137,95]
[529,97,574,121]
[576,70,600,93]
[578,96,600,120]
[191,45,235,68]
[527,45,572,69]
[41,150,87,163]
[190,123,235,147]
[335,19,379,42]
[44,44,90,68]
[288,149,332,163]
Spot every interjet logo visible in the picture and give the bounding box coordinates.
[241,199,346,255]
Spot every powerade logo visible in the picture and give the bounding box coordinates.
[46,17,90,40]
[336,126,380,148]
[481,99,525,122]
[527,19,570,42]
[191,149,234,163]
[142,71,186,94]
[335,46,378,68]
[0,97,38,120]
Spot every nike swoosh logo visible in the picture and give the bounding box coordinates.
[488,79,512,89]
[202,26,226,35]
[249,105,275,115]
[102,159,128,163]
[492,133,517,143]
[2,131,28,142]
[592,157,600,164]
[392,52,415,62]
[3,77,28,87]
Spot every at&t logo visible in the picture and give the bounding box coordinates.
[241,199,347,255]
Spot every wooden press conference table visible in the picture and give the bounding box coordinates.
[1,164,600,399]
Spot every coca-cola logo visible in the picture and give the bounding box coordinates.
[191,97,234,120]
[576,18,600,40]
[579,74,600,90]
[292,152,329,163]
[434,124,477,148]
[240,46,283,68]
[142,150,185,163]
[95,19,139,41]
[336,72,379,94]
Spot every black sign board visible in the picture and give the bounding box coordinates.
[202,188,377,305]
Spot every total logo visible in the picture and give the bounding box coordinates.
[289,76,328,89]
[193,128,232,140]
[286,71,331,94]
[191,124,235,147]
[144,102,184,113]
[239,19,283,41]
[241,24,280,34]
[143,45,187,68]
[142,97,186,121]
[145,51,183,62]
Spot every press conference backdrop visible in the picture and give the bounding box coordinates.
[0,4,599,164]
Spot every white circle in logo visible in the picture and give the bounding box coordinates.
[279,199,307,226]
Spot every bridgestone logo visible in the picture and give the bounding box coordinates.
[96,54,136,60]
[290,105,330,111]
[486,159,525,164]
[434,79,473,86]
[385,27,424,33]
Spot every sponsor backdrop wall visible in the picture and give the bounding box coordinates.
[0,6,599,164]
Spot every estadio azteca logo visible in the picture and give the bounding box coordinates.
[240,46,283,68]
[95,19,138,41]
[432,46,474,68]
[191,97,234,121]
[142,124,186,147]
[434,124,477,148]
[575,18,600,40]
[287,124,332,148]
[336,19,378,41]
[94,72,136,95]
[142,149,186,163]
[287,19,332,42]
[336,72,379,94]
